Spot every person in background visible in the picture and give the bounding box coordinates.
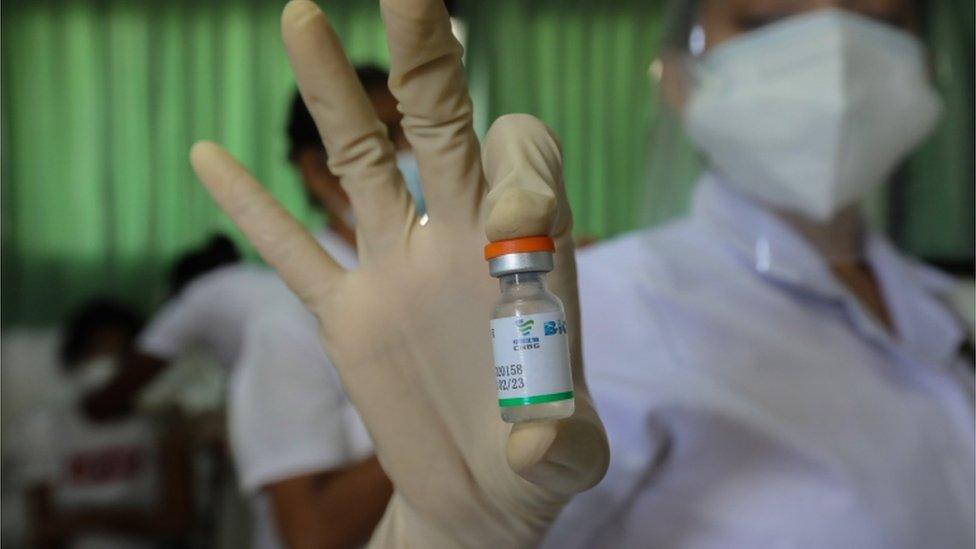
[86,64,425,423]
[226,66,410,549]
[542,1,974,547]
[83,235,293,420]
[18,299,193,549]
[136,234,292,372]
[288,63,426,235]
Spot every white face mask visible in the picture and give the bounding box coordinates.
[683,9,943,222]
[71,355,119,393]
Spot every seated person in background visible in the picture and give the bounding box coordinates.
[19,299,193,549]
[84,235,293,419]
[227,68,410,549]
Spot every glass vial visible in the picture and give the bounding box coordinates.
[485,237,575,423]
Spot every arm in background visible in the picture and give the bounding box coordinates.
[266,457,393,549]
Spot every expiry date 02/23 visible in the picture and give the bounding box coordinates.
[496,363,526,390]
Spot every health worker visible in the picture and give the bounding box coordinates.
[544,1,974,547]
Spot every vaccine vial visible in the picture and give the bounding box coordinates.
[485,236,575,423]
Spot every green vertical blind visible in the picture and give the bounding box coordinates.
[466,0,663,238]
[899,0,975,259]
[2,0,390,324]
[2,0,973,326]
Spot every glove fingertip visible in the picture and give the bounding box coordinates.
[482,114,566,243]
[507,414,610,495]
[482,114,561,182]
[485,186,557,241]
[507,420,559,477]
[281,0,324,33]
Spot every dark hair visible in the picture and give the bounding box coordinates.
[61,299,144,366]
[169,234,241,294]
[354,64,391,96]
[286,64,392,161]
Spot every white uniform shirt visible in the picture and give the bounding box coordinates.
[15,402,161,549]
[545,175,974,548]
[229,229,372,549]
[136,264,291,369]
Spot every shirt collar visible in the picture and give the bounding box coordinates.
[691,173,965,365]
[691,173,844,298]
[865,235,965,365]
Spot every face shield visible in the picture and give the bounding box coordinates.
[639,0,705,232]
[644,1,943,264]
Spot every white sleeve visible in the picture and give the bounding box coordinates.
[229,305,368,494]
[136,290,209,360]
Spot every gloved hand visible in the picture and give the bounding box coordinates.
[190,0,608,546]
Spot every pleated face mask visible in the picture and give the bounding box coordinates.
[684,9,942,222]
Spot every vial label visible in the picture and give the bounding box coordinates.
[490,312,574,407]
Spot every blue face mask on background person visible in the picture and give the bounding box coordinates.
[397,151,426,216]
[683,9,943,222]
[320,151,425,230]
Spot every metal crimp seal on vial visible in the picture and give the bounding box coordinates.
[484,236,556,278]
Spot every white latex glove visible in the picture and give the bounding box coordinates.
[190,0,609,546]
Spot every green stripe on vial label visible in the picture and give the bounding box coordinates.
[490,311,574,408]
[498,391,574,407]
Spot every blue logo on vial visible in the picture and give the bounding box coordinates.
[544,320,567,336]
